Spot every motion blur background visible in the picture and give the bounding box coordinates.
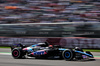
[0,0,100,49]
[0,0,100,23]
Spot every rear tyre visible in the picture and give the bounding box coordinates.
[12,48,23,59]
[62,50,74,61]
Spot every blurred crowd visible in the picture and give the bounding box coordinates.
[0,0,100,24]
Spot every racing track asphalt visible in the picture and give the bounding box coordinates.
[0,48,100,66]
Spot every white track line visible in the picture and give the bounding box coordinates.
[0,22,99,26]
[0,53,11,55]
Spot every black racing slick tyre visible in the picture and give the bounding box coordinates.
[62,50,74,61]
[12,48,23,59]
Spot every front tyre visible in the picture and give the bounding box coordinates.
[12,48,23,59]
[62,50,74,61]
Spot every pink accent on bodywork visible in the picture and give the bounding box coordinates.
[44,51,47,54]
[22,48,27,50]
[31,53,34,55]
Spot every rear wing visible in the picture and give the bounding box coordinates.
[11,44,26,50]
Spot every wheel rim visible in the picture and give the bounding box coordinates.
[13,50,19,57]
[65,52,70,58]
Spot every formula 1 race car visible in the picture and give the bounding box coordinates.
[11,42,94,61]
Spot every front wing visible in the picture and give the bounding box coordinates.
[75,50,94,58]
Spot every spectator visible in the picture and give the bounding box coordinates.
[0,0,100,24]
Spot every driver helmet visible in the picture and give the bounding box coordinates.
[49,45,53,48]
[75,47,80,50]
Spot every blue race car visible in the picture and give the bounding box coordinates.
[11,42,94,61]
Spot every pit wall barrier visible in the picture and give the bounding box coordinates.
[0,37,100,49]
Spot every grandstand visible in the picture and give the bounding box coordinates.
[0,0,100,24]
